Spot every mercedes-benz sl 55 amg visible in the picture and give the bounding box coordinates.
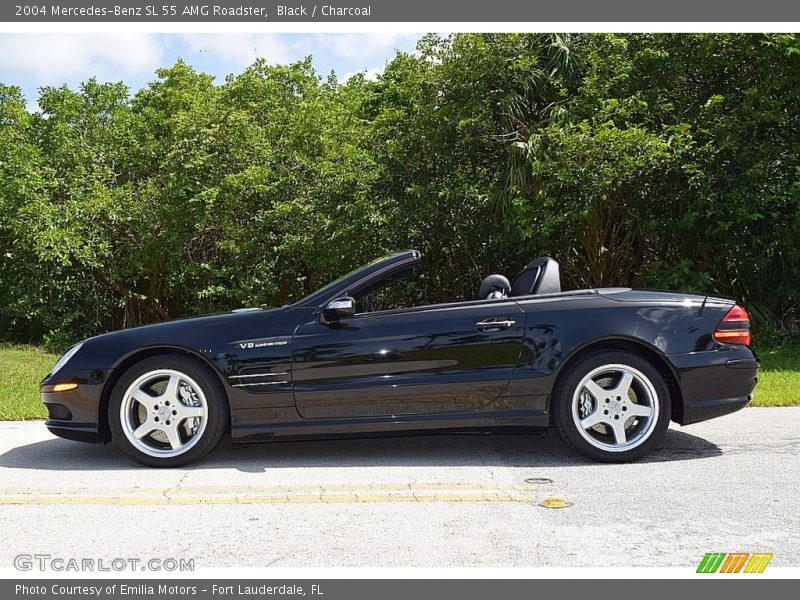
[41,251,758,467]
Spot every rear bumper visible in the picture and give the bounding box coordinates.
[682,395,752,425]
[668,349,758,425]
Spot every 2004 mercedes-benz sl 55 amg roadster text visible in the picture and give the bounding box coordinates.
[41,250,758,467]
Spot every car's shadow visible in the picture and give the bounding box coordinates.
[0,428,721,472]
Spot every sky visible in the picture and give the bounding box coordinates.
[0,33,423,111]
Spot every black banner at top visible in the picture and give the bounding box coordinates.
[3,0,800,22]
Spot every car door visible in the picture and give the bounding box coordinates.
[290,299,525,419]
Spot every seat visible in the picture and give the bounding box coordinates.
[510,257,560,296]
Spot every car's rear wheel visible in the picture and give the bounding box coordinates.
[553,351,671,462]
[108,355,228,467]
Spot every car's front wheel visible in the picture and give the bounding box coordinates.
[108,355,228,467]
[553,350,671,462]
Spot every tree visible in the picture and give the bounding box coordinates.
[2,34,798,348]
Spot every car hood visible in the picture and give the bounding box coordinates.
[89,306,283,341]
[63,305,308,372]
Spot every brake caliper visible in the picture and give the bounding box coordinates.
[579,390,594,419]
[178,383,201,435]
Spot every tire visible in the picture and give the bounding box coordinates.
[552,350,671,463]
[108,354,229,468]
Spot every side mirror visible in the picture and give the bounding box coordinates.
[322,296,356,321]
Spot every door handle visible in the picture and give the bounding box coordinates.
[476,319,516,331]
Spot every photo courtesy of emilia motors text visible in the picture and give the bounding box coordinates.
[0,0,799,596]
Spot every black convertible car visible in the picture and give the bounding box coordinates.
[41,250,758,467]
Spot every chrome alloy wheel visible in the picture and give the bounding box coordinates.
[119,369,208,458]
[570,364,659,453]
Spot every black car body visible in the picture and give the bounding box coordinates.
[41,250,758,466]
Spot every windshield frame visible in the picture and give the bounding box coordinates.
[291,250,421,308]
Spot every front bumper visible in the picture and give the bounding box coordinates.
[41,382,106,443]
[668,348,759,425]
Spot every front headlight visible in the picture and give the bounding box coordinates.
[50,342,84,376]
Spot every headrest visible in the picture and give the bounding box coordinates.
[510,257,560,296]
[478,274,511,299]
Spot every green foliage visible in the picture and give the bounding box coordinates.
[643,259,713,294]
[1,34,800,348]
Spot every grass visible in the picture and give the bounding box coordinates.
[752,341,800,407]
[0,341,797,420]
[0,344,58,420]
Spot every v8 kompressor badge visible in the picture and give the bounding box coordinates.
[234,338,289,350]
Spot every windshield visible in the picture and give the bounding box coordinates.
[293,253,413,307]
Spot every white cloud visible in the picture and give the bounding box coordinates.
[175,33,293,70]
[0,34,163,86]
[308,33,418,63]
[0,33,423,109]
[318,34,418,84]
[172,33,417,75]
[340,67,385,84]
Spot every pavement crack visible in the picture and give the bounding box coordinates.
[164,466,194,499]
[265,555,286,567]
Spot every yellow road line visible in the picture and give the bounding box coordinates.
[0,492,534,506]
[0,482,538,495]
[0,482,544,505]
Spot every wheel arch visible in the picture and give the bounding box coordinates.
[98,346,231,443]
[550,337,684,424]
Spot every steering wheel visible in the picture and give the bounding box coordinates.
[364,295,376,313]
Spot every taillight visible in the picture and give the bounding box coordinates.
[713,304,751,346]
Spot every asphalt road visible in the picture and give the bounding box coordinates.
[0,407,798,569]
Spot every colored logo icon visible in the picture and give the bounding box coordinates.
[697,552,773,573]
